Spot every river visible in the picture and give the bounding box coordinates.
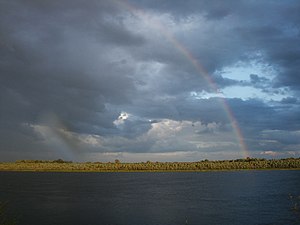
[1,170,299,225]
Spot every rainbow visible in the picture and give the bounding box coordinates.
[117,0,250,158]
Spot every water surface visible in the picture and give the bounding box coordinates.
[1,170,299,225]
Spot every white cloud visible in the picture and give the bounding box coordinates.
[260,150,279,157]
[222,86,289,101]
[78,134,102,146]
[83,150,244,162]
[259,150,300,158]
[144,119,239,153]
[190,91,224,99]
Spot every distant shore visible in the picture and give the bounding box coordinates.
[1,158,300,172]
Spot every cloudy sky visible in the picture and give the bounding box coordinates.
[1,0,300,162]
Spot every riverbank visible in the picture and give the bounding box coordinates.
[1,158,300,172]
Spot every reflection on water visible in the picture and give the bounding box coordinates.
[0,170,300,225]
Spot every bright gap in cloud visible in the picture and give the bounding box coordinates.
[190,88,288,101]
[190,91,224,99]
[221,86,289,101]
[220,59,277,81]
[214,59,291,101]
[113,111,130,127]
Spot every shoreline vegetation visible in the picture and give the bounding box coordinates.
[0,158,300,172]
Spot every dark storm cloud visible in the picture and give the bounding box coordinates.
[129,0,243,20]
[0,0,139,123]
[280,97,298,104]
[128,95,229,124]
[126,0,300,93]
[0,0,145,160]
[227,97,300,156]
[1,0,300,161]
[127,0,300,157]
[230,2,300,91]
[140,0,300,91]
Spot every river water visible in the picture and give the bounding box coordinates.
[1,170,300,225]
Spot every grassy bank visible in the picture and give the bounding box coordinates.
[1,158,300,172]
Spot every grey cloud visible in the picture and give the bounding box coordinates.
[261,130,300,145]
[95,20,146,46]
[1,0,300,161]
[250,74,269,85]
[227,98,300,154]
[114,119,152,139]
[129,0,242,20]
[280,97,298,104]
[0,0,144,160]
[227,98,300,131]
[213,75,241,87]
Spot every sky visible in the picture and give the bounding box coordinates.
[1,0,300,162]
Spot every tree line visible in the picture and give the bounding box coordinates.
[0,157,299,172]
